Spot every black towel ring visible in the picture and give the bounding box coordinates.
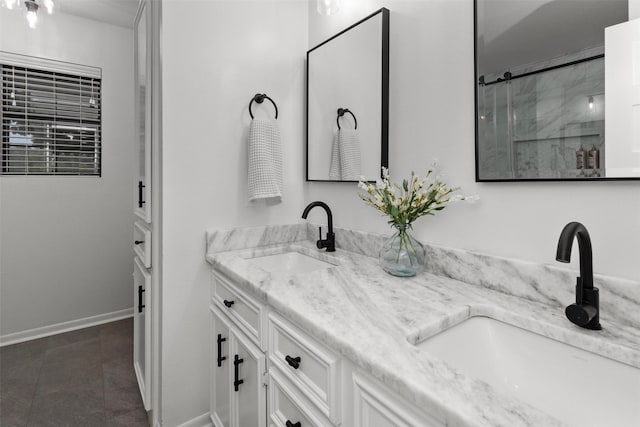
[249,93,278,119]
[337,108,357,130]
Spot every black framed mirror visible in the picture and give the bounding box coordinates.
[306,8,389,182]
[474,0,640,181]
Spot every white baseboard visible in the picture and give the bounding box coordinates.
[176,413,213,427]
[0,308,134,347]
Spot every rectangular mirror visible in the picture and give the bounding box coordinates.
[475,0,640,181]
[306,8,389,182]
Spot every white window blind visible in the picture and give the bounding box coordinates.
[1,55,102,176]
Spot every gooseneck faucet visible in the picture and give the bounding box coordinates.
[301,201,335,252]
[556,222,601,330]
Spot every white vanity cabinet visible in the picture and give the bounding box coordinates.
[210,268,446,427]
[351,371,444,427]
[210,272,268,427]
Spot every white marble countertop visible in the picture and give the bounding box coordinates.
[205,228,640,427]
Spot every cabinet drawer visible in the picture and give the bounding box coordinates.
[212,270,267,349]
[269,367,332,427]
[353,371,444,427]
[268,313,341,424]
[134,221,151,268]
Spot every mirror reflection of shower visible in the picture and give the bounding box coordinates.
[478,56,605,179]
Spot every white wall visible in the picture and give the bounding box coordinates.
[160,1,307,425]
[632,0,640,20]
[0,11,134,336]
[305,0,640,282]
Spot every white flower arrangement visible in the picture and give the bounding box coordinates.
[357,164,477,227]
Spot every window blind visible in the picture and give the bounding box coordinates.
[1,60,102,176]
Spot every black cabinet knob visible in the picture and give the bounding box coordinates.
[285,355,301,370]
[286,421,301,427]
[223,300,234,308]
[134,240,144,245]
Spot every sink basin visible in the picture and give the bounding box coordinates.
[245,251,334,277]
[416,316,640,426]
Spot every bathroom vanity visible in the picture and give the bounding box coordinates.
[205,224,640,427]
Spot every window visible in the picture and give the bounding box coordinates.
[1,53,102,176]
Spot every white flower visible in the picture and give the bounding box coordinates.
[381,166,390,180]
[464,194,480,203]
[357,160,477,225]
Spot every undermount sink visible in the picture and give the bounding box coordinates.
[244,251,335,277]
[416,316,640,426]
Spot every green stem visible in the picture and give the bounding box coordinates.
[396,226,416,266]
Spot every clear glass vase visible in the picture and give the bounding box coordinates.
[379,224,425,277]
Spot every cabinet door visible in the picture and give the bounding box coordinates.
[352,372,443,427]
[133,257,152,410]
[211,306,232,427]
[134,0,152,223]
[231,326,267,427]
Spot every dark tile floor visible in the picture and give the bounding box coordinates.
[0,318,149,427]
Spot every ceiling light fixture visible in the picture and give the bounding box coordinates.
[43,0,53,14]
[2,0,54,29]
[24,0,39,28]
[317,0,340,16]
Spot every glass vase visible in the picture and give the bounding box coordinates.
[379,224,425,277]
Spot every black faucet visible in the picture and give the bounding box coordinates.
[301,201,335,252]
[556,222,601,330]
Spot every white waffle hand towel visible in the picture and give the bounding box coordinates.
[248,118,283,202]
[338,128,361,180]
[329,133,341,180]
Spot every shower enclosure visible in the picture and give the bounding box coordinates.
[477,56,605,179]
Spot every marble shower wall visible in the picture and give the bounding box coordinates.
[479,49,605,179]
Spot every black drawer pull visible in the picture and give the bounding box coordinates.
[134,240,145,245]
[137,285,145,313]
[233,354,244,391]
[286,421,301,427]
[216,334,227,367]
[138,181,146,208]
[223,299,234,308]
[285,355,301,370]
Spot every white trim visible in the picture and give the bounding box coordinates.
[0,308,133,347]
[0,50,101,78]
[176,413,213,427]
[148,0,163,425]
